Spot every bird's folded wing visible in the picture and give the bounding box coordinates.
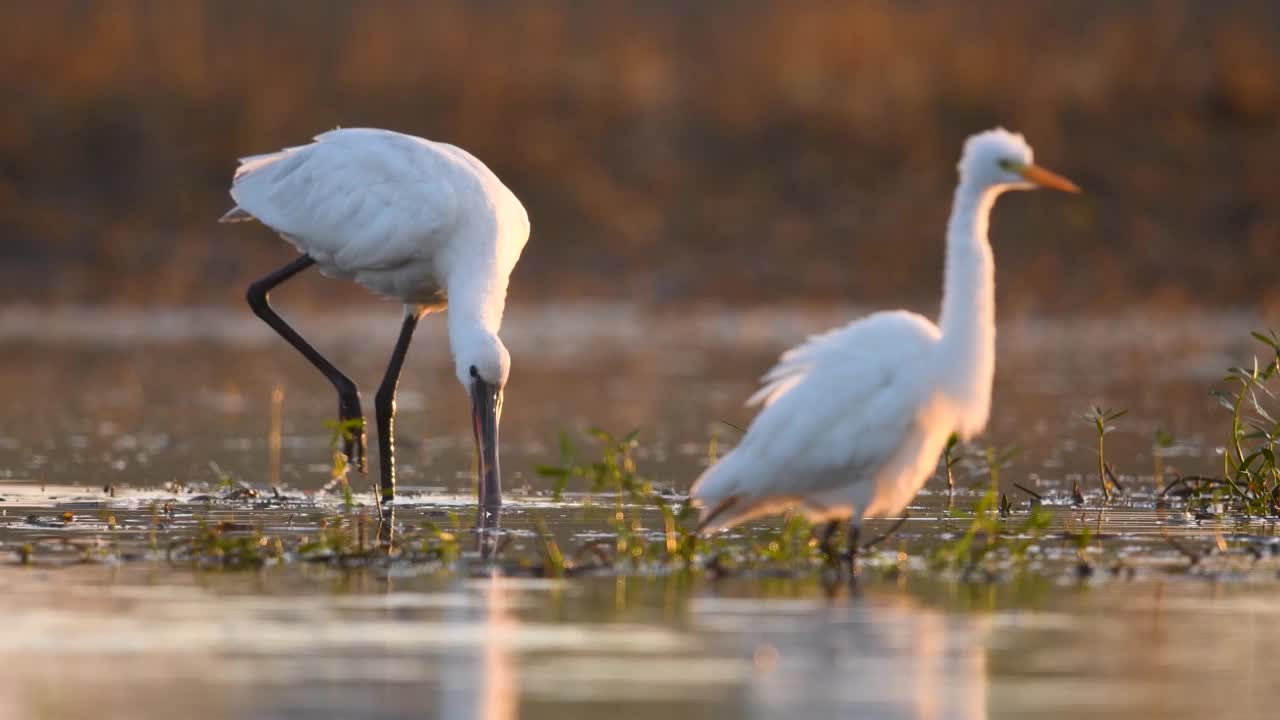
[750,310,937,406]
[229,131,457,272]
[731,311,940,498]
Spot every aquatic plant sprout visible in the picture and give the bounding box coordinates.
[942,434,961,499]
[325,418,365,509]
[536,428,651,502]
[1084,406,1127,502]
[1153,427,1175,492]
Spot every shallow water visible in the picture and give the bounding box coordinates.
[1,304,1278,719]
[3,563,1280,720]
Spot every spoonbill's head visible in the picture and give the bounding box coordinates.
[959,128,1080,194]
[455,333,510,514]
[455,332,511,391]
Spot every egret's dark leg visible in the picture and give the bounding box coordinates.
[844,523,862,573]
[377,506,396,549]
[819,520,842,565]
[247,255,367,473]
[861,513,910,553]
[374,310,421,506]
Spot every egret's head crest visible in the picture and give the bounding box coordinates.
[958,128,1034,187]
[957,128,1078,194]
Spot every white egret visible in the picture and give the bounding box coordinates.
[691,128,1078,561]
[221,128,529,521]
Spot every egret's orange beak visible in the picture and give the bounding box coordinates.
[1017,163,1081,193]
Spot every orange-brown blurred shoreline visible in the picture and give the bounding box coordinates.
[2,1,1277,311]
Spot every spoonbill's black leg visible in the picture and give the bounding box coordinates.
[374,309,421,506]
[247,254,367,473]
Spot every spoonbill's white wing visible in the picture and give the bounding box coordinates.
[227,128,460,274]
[692,310,944,530]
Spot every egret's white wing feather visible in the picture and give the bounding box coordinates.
[232,145,310,180]
[749,321,885,407]
[693,311,942,527]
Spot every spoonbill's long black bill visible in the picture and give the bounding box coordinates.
[470,368,503,525]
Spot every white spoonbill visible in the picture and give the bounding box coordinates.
[221,128,529,520]
[691,128,1078,560]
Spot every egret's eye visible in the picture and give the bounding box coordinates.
[470,365,479,378]
[997,158,1016,171]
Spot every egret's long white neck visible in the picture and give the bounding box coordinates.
[937,181,1000,437]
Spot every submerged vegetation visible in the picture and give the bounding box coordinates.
[7,331,1280,584]
[324,417,367,508]
[934,489,1053,579]
[1202,331,1280,516]
[535,428,652,503]
[1152,330,1280,519]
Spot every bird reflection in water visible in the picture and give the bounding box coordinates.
[377,501,503,561]
[434,572,519,720]
[479,574,518,720]
[724,590,990,720]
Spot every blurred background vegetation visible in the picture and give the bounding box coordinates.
[1,0,1278,313]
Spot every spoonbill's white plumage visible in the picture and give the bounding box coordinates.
[222,128,529,519]
[691,128,1078,558]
